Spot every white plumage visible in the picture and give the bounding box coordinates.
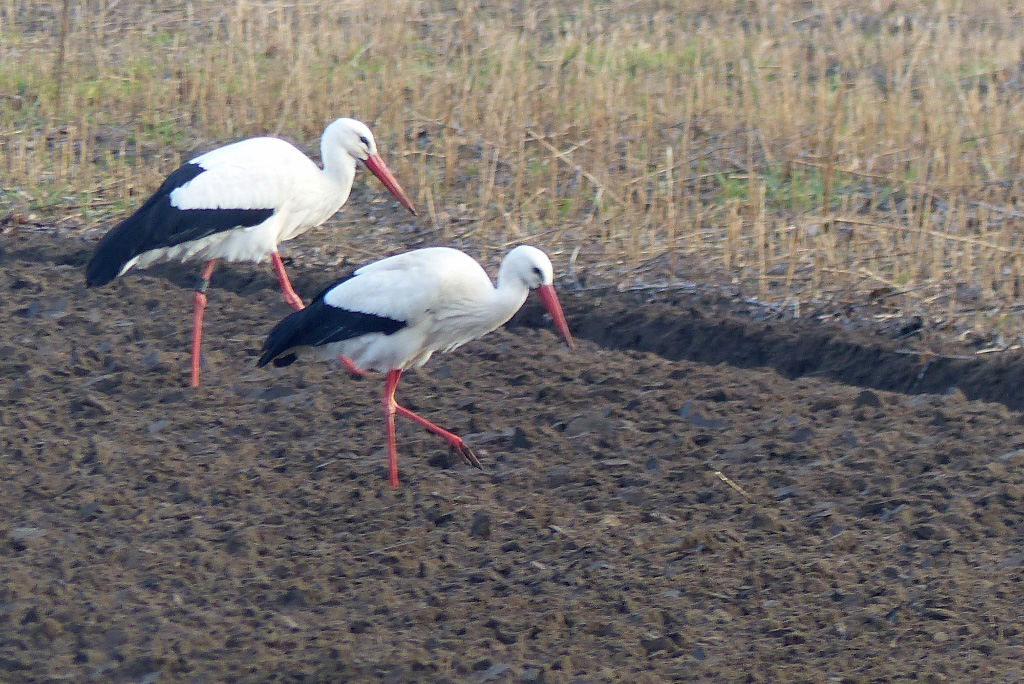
[86,117,416,387]
[319,247,549,370]
[128,137,341,270]
[258,245,575,488]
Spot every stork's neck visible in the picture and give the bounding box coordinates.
[486,262,532,329]
[320,138,358,201]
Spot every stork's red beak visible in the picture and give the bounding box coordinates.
[363,154,417,216]
[536,284,575,348]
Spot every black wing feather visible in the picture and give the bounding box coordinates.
[257,279,407,368]
[85,163,274,287]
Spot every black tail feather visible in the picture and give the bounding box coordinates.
[84,161,273,287]
[85,213,146,287]
[85,164,205,287]
[257,308,311,368]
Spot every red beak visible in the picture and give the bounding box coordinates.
[363,153,417,216]
[536,284,575,348]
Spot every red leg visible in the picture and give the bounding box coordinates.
[395,404,482,469]
[190,259,218,388]
[340,355,377,378]
[381,369,402,488]
[380,369,483,488]
[270,251,304,311]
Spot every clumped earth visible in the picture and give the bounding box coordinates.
[2,228,1024,683]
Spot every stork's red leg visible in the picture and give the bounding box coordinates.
[380,369,483,488]
[270,251,304,311]
[395,404,482,469]
[340,355,369,377]
[381,369,403,488]
[190,259,218,388]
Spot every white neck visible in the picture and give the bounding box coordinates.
[482,260,532,330]
[320,133,358,204]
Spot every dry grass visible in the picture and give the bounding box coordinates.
[4,0,1024,344]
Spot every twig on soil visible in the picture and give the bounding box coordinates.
[893,349,975,361]
[829,215,1021,254]
[568,244,581,287]
[906,358,932,393]
[574,280,700,294]
[81,373,116,387]
[278,614,302,631]
[357,540,420,558]
[711,468,752,500]
[976,344,1022,355]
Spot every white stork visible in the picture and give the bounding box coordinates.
[85,117,416,387]
[256,245,575,488]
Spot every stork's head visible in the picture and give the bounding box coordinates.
[325,118,417,215]
[503,245,575,348]
[328,118,377,159]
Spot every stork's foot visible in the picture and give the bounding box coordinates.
[448,440,483,470]
[394,404,483,470]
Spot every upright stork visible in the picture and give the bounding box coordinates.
[86,118,416,387]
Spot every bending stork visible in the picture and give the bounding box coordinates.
[257,245,575,488]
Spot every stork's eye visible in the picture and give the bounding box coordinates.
[532,266,542,277]
[359,135,370,147]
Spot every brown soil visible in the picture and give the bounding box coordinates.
[2,228,1024,683]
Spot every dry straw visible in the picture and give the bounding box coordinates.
[3,1,1024,339]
